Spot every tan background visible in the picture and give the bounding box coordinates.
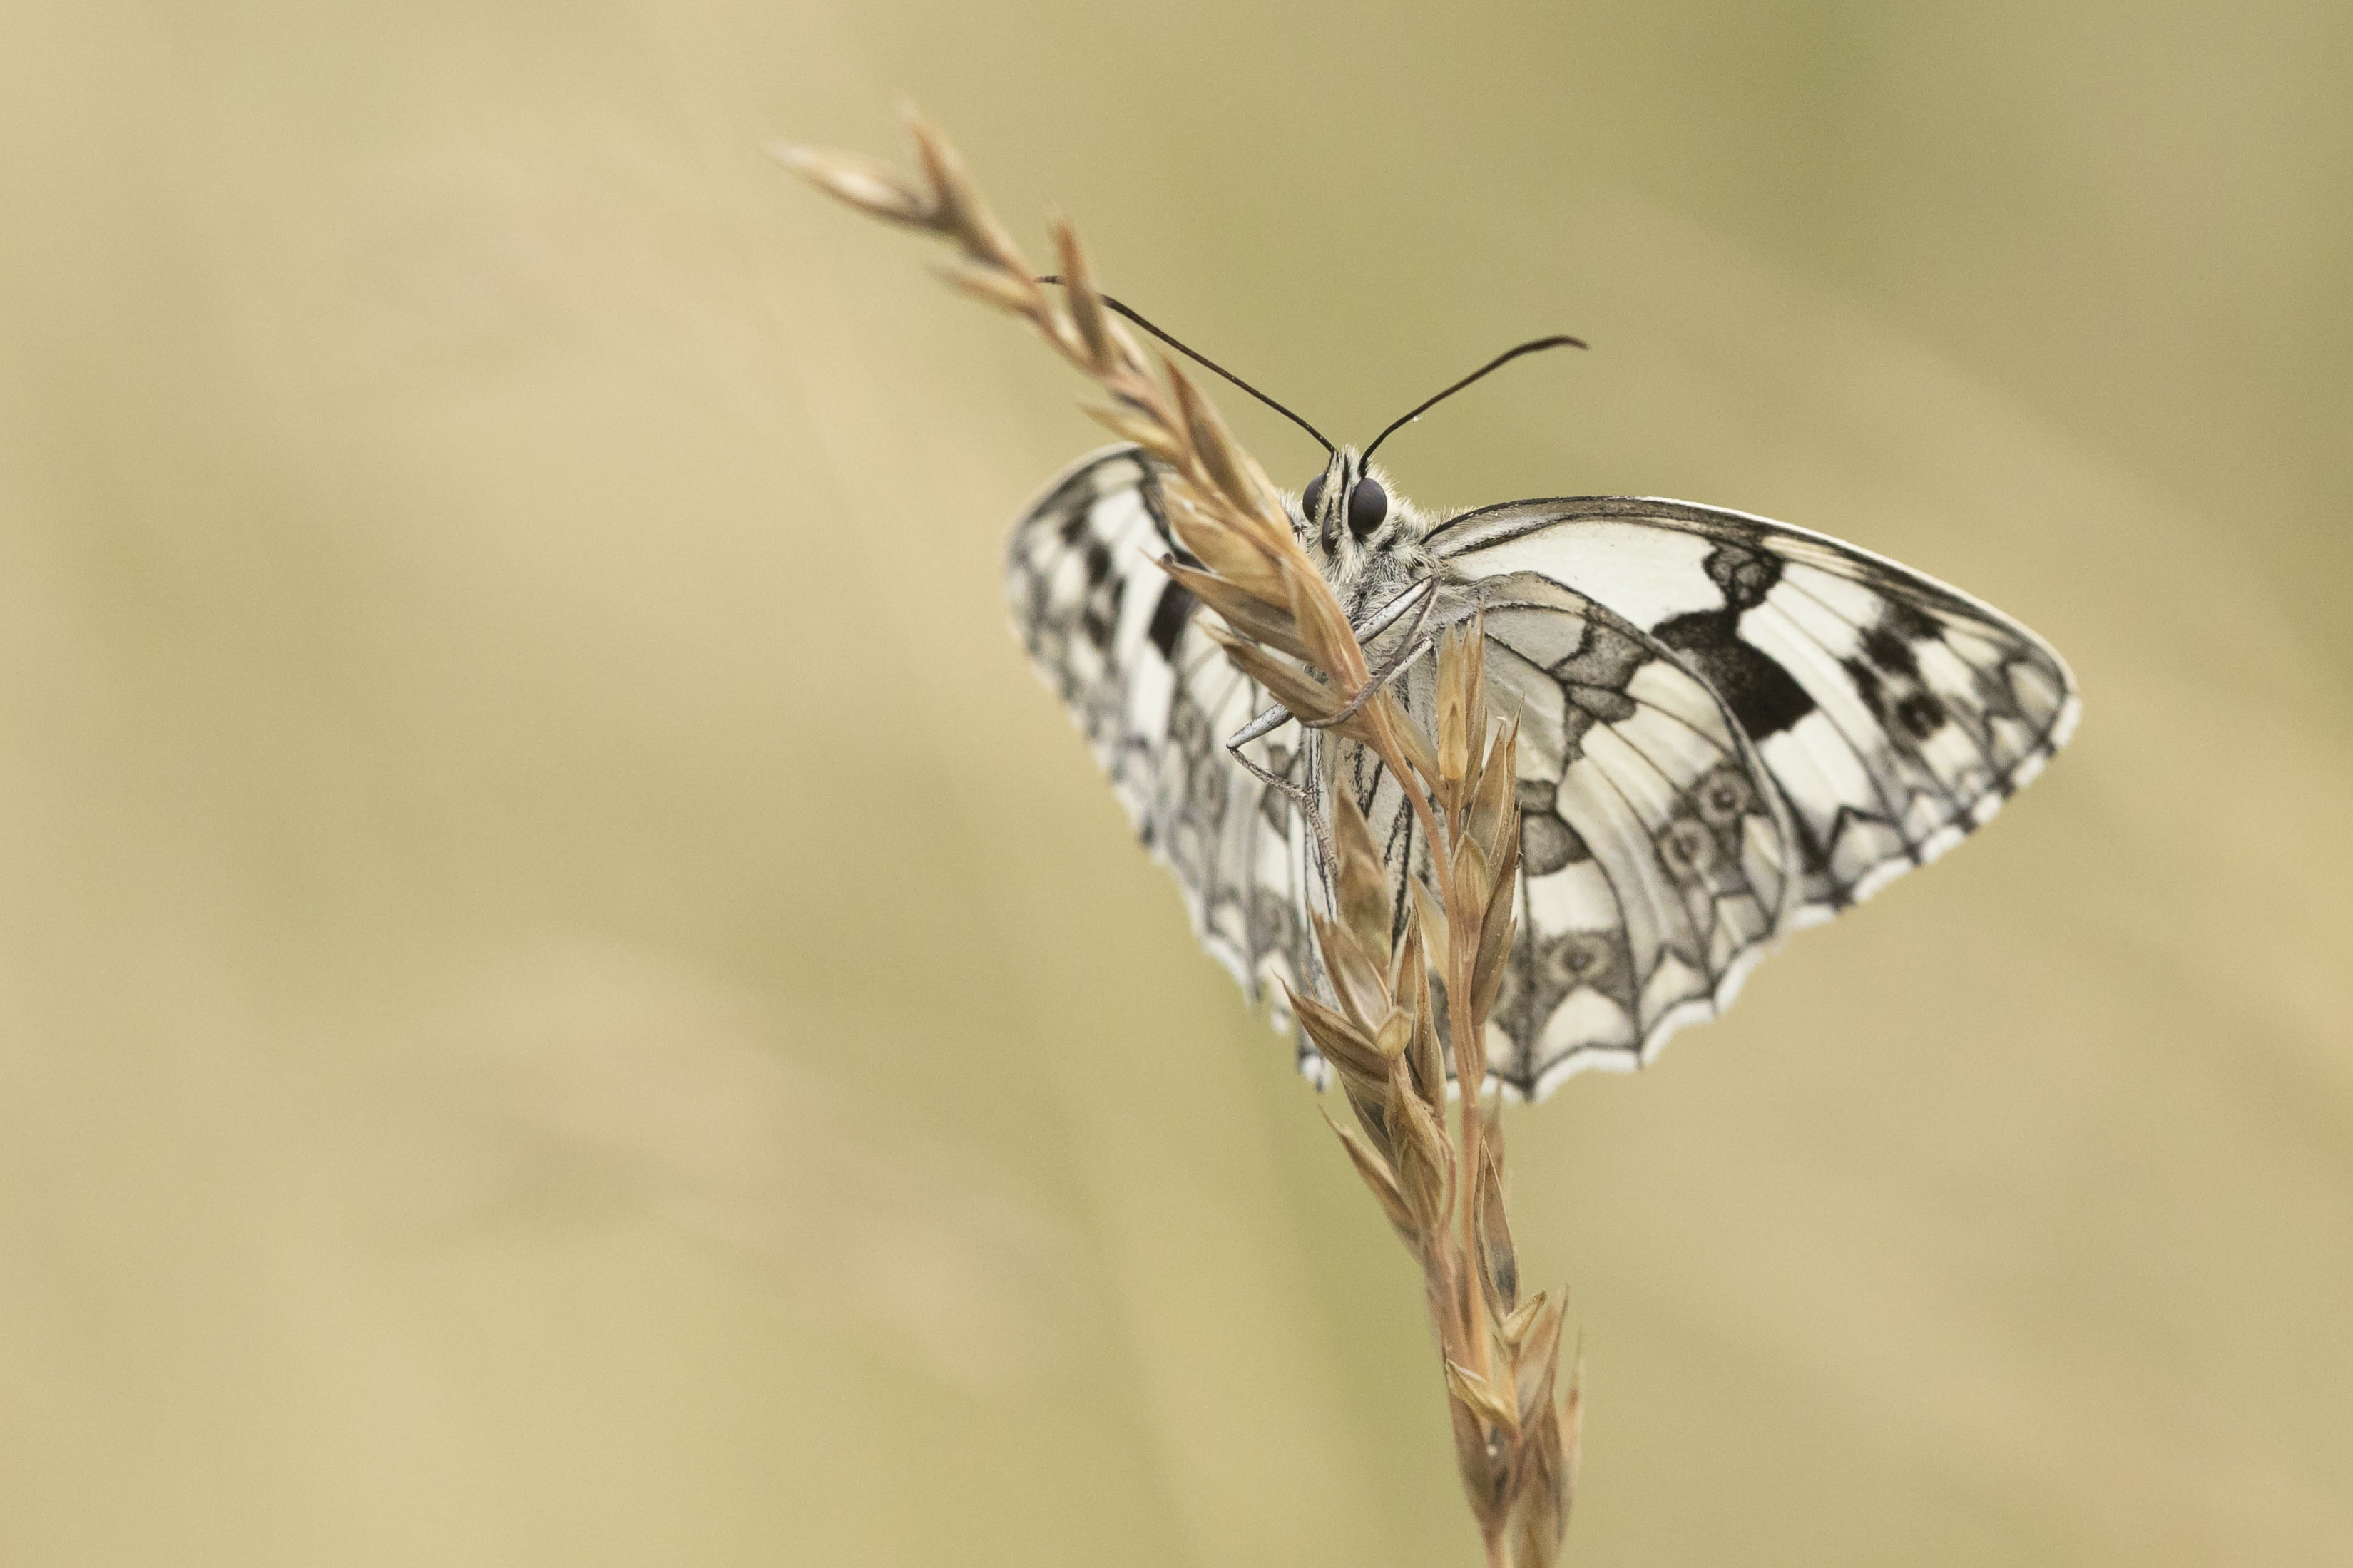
[2,1,2347,1564]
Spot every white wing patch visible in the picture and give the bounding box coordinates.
[1004,447,1328,1071]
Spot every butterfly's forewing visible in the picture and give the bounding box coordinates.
[1429,496,2078,1088]
[1004,446,1329,1070]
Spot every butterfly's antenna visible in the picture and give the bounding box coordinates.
[1359,335,1587,463]
[1038,276,1335,455]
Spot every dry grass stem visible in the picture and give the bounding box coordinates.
[779,113,1581,1565]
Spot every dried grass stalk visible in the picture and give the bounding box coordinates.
[778,112,1581,1566]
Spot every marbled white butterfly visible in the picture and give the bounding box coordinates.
[1005,319,2078,1100]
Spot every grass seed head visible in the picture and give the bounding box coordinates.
[783,112,1571,1564]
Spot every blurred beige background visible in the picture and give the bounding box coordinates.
[1,1,2347,1564]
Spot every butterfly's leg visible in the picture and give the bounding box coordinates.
[1352,576,1436,642]
[1225,703,1312,798]
[1221,704,1342,903]
[1229,702,1293,748]
[1301,578,1444,732]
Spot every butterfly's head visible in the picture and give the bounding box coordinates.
[1028,281,1575,575]
[1297,447,1412,567]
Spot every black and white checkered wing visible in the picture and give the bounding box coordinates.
[1430,496,2079,1094]
[1005,445,1324,1047]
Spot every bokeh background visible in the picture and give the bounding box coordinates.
[2,1,2347,1563]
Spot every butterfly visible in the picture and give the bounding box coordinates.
[1004,319,2079,1101]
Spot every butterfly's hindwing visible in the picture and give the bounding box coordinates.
[1004,447,1327,1064]
[1456,573,1798,1092]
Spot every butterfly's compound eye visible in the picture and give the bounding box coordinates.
[1302,474,1326,517]
[1347,476,1388,538]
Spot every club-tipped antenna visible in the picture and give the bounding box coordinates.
[1359,334,1587,463]
[1038,276,1334,455]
